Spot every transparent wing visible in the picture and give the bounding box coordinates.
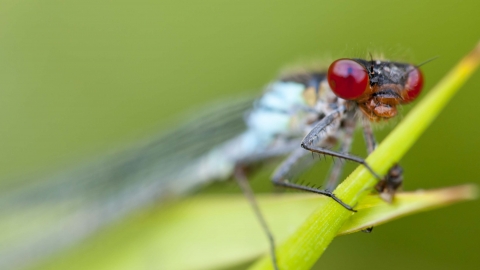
[0,94,256,269]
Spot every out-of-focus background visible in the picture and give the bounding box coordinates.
[1,1,479,269]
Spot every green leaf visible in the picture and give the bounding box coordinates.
[339,184,477,235]
[37,185,476,270]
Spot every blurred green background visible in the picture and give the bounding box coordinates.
[1,0,480,269]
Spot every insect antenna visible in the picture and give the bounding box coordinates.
[368,52,375,74]
[403,56,439,77]
[416,56,439,68]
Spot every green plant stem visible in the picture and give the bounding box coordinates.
[250,42,480,270]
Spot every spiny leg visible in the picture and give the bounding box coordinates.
[325,111,356,191]
[271,147,356,211]
[361,119,379,233]
[376,164,403,202]
[362,119,404,202]
[361,118,377,154]
[272,108,356,211]
[234,167,278,270]
[301,108,383,181]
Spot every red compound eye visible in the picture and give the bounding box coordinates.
[403,68,423,103]
[327,59,369,100]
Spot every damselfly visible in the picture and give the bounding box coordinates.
[0,57,423,269]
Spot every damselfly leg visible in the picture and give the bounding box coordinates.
[325,110,356,191]
[362,119,404,202]
[376,164,403,203]
[234,167,278,270]
[271,107,387,211]
[300,112,383,181]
